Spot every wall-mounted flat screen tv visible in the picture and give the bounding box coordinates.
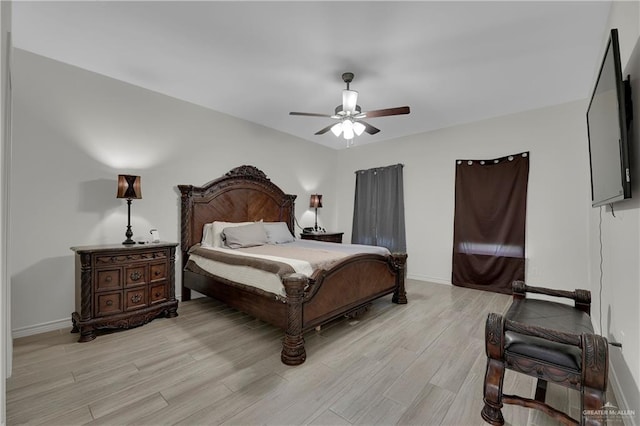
[586,28,633,207]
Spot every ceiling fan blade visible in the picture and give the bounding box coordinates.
[358,120,381,135]
[314,123,337,135]
[342,90,358,113]
[358,106,410,118]
[290,112,333,118]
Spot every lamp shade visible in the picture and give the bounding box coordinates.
[342,119,354,140]
[117,175,142,199]
[353,121,366,136]
[309,194,323,208]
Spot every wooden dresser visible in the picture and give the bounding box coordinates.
[71,242,178,342]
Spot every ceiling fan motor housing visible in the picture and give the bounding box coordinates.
[342,72,354,84]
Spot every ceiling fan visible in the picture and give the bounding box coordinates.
[290,72,410,146]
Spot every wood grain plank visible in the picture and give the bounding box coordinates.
[86,392,169,425]
[308,409,352,426]
[396,383,457,425]
[353,395,406,425]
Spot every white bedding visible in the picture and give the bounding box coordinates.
[189,254,288,297]
[187,239,390,297]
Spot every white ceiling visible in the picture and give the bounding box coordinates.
[12,1,611,149]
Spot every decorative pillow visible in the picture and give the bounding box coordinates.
[264,222,295,244]
[202,221,254,247]
[222,223,268,249]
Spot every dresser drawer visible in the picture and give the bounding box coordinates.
[149,262,167,283]
[125,287,147,311]
[95,292,122,317]
[149,283,167,303]
[125,265,147,287]
[94,248,168,266]
[96,269,121,291]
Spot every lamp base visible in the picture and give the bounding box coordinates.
[122,223,135,245]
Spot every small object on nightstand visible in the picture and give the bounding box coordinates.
[70,242,178,342]
[300,231,343,243]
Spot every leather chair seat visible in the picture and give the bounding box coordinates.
[504,299,593,371]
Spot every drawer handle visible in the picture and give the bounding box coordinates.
[131,294,142,303]
[129,271,142,281]
[155,292,162,298]
[106,300,113,306]
[154,270,161,276]
[105,276,112,283]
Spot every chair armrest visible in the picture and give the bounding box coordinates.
[512,281,591,314]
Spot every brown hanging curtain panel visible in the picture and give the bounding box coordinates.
[452,152,529,294]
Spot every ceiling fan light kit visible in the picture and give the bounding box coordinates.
[290,72,410,147]
[331,119,365,138]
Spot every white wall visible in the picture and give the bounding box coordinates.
[0,2,11,425]
[335,100,591,291]
[10,49,337,334]
[588,1,640,420]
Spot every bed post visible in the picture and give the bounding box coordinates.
[281,273,307,365]
[178,184,193,302]
[391,253,408,304]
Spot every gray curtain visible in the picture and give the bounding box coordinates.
[352,164,406,253]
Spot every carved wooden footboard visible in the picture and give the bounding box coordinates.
[179,165,407,365]
[282,252,407,365]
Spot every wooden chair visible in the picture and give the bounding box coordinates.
[481,281,609,426]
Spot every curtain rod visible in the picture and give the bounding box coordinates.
[354,163,404,174]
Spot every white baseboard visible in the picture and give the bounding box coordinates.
[12,318,70,339]
[12,295,187,339]
[406,273,451,286]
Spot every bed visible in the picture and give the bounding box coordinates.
[178,165,407,365]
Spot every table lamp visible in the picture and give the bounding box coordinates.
[117,175,142,245]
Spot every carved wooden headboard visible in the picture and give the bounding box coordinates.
[178,165,297,261]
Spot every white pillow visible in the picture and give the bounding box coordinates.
[201,221,255,248]
[201,223,215,247]
[264,222,295,244]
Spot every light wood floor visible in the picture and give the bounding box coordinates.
[7,280,616,425]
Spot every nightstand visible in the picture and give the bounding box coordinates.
[300,232,344,243]
[70,242,178,342]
